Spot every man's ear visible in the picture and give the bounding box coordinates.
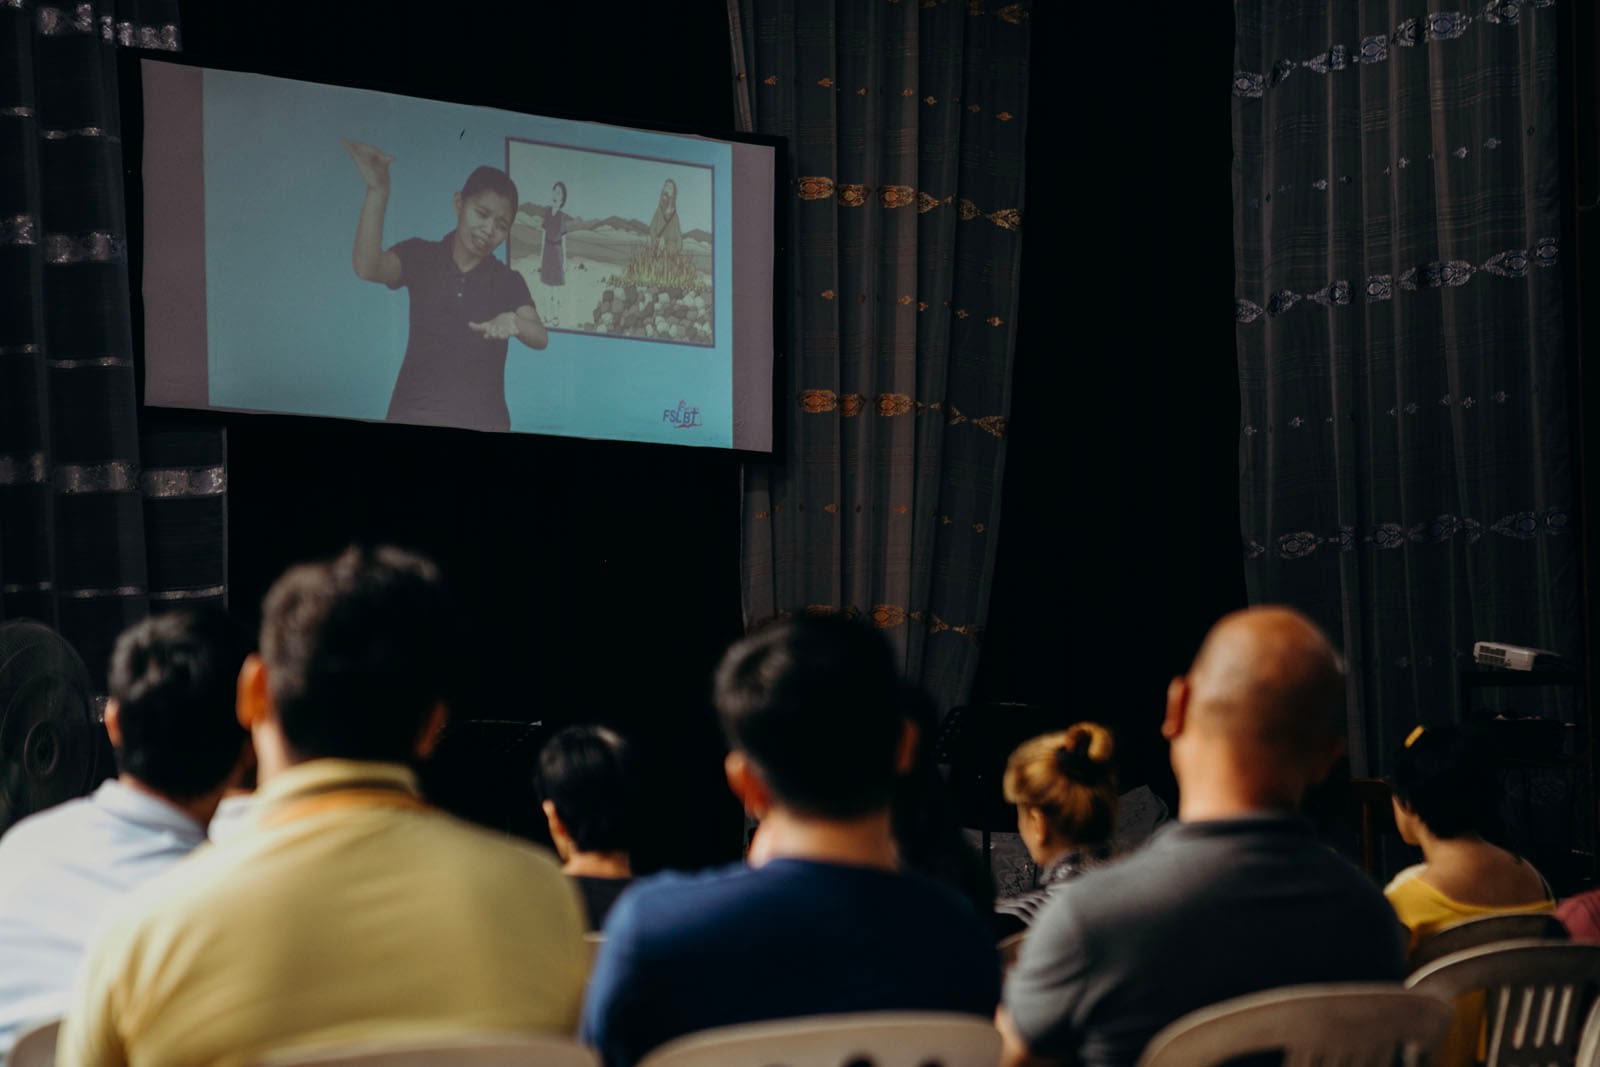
[237,654,270,731]
[103,699,123,748]
[414,702,449,759]
[894,717,919,775]
[541,799,569,850]
[1161,675,1189,741]
[725,750,771,817]
[452,190,463,216]
[1019,804,1047,844]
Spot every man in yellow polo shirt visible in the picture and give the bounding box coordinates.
[60,546,590,1067]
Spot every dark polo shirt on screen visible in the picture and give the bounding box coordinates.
[386,234,534,432]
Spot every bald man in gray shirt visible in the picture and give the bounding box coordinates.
[1000,608,1406,1067]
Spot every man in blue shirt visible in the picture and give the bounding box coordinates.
[581,616,1001,1066]
[0,609,253,1054]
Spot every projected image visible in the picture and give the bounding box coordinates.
[506,141,714,347]
[140,62,775,451]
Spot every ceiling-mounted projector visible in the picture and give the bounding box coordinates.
[1472,641,1565,671]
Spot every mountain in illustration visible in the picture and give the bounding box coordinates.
[515,206,713,245]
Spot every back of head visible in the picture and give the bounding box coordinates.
[537,725,635,854]
[109,608,253,799]
[1004,722,1119,847]
[1391,724,1498,839]
[713,614,902,819]
[260,545,460,764]
[1184,606,1346,765]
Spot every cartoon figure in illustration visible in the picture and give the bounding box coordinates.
[648,178,682,258]
[343,138,546,431]
[522,181,603,329]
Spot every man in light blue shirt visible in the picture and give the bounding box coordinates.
[0,608,253,1055]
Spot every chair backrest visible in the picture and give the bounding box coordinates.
[635,1011,1000,1067]
[1136,984,1453,1067]
[1405,939,1600,1067]
[1347,777,1397,877]
[8,1018,61,1067]
[1571,993,1600,1065]
[250,1032,599,1066]
[1407,912,1570,974]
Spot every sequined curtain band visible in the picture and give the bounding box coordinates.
[1233,2,1556,99]
[149,585,226,601]
[55,461,139,493]
[44,231,127,264]
[0,453,49,484]
[142,465,226,497]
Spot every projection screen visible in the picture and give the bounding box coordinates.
[140,60,777,451]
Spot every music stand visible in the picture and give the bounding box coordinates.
[936,702,1062,866]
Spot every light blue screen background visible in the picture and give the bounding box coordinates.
[202,68,734,446]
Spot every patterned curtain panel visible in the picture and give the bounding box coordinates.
[1233,1,1580,773]
[0,0,225,693]
[728,0,1031,709]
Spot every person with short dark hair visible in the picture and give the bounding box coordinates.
[344,140,548,431]
[1000,607,1406,1067]
[0,608,253,1057]
[581,615,1001,1067]
[538,725,637,929]
[59,546,590,1067]
[1385,724,1552,952]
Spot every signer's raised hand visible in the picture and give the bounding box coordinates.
[342,139,394,191]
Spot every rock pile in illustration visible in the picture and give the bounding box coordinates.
[584,286,713,345]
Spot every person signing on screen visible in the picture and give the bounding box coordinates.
[344,139,546,432]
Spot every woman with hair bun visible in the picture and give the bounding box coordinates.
[995,723,1119,934]
[1385,724,1553,953]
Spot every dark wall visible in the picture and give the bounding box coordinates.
[968,5,1246,805]
[139,2,1246,863]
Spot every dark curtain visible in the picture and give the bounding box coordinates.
[728,0,1032,710]
[0,0,226,695]
[1233,1,1581,775]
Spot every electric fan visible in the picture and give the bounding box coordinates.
[0,619,104,836]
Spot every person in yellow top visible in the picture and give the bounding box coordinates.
[58,546,591,1067]
[1385,724,1553,955]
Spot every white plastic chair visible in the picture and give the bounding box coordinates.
[1406,939,1600,1067]
[1136,984,1453,1067]
[8,1018,61,1067]
[250,1032,599,1066]
[1571,995,1600,1065]
[636,1011,1000,1067]
[1406,912,1569,974]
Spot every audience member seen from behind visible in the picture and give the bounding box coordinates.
[1000,607,1406,1067]
[993,723,1118,938]
[582,616,1001,1067]
[1385,724,1552,954]
[538,725,637,930]
[1556,880,1600,942]
[59,546,590,1067]
[0,609,253,1057]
